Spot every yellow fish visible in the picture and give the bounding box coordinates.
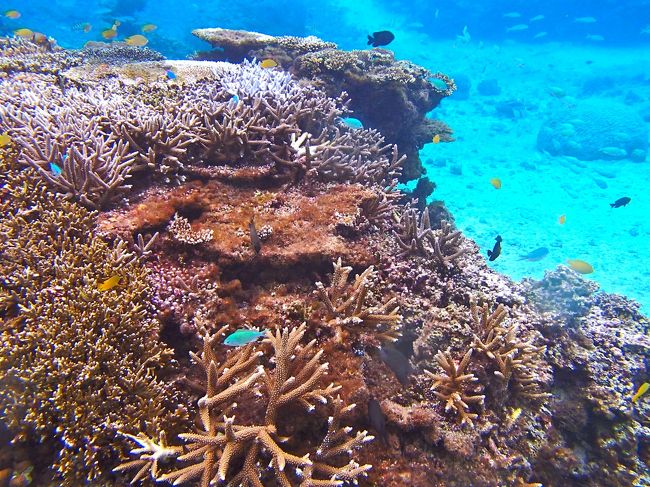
[632,382,649,403]
[566,259,593,274]
[14,28,34,39]
[509,407,522,421]
[558,214,566,225]
[432,134,440,144]
[0,132,11,147]
[98,275,120,291]
[490,177,502,189]
[142,23,157,33]
[260,59,278,69]
[101,28,117,40]
[125,34,148,46]
[4,10,21,19]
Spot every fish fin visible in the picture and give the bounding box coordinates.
[487,250,493,257]
[367,35,374,45]
[610,203,615,208]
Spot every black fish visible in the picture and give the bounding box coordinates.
[367,398,387,444]
[367,30,395,47]
[378,346,412,386]
[610,196,631,208]
[487,235,502,261]
[249,217,262,254]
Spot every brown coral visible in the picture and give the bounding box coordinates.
[116,324,373,485]
[424,349,485,426]
[316,258,402,344]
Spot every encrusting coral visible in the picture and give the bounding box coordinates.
[115,323,373,485]
[0,148,187,484]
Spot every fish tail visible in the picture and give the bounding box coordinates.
[487,250,493,257]
[367,35,373,45]
[610,203,615,208]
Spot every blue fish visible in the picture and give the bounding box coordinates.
[230,94,239,104]
[224,329,267,346]
[519,247,549,261]
[340,117,363,129]
[49,162,62,176]
[165,70,176,79]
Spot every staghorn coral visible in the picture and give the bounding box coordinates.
[424,349,485,426]
[316,258,402,344]
[116,323,373,485]
[470,300,550,400]
[0,150,186,484]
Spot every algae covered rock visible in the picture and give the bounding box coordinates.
[537,100,648,162]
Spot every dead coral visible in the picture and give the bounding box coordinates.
[0,37,81,74]
[424,349,485,426]
[116,324,373,486]
[0,152,186,484]
[316,258,402,344]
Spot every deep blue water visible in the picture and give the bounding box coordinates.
[3,0,649,311]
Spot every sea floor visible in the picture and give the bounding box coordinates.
[412,40,650,312]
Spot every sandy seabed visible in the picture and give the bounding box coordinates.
[412,40,650,312]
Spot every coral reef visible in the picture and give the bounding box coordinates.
[1,34,649,487]
[191,28,456,181]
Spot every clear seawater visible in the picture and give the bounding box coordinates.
[4,0,649,312]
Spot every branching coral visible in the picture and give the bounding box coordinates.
[424,349,485,426]
[115,323,373,485]
[470,301,550,400]
[316,258,402,343]
[0,151,186,484]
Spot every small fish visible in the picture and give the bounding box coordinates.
[490,177,502,189]
[230,94,239,103]
[566,259,594,274]
[519,247,549,261]
[574,16,597,23]
[142,23,157,33]
[260,59,278,69]
[632,382,650,403]
[101,28,117,40]
[558,214,566,225]
[367,30,395,47]
[341,117,363,129]
[432,134,440,144]
[125,34,148,46]
[585,34,605,42]
[249,217,262,254]
[14,28,34,39]
[224,329,266,346]
[530,15,545,22]
[98,275,120,291]
[610,196,631,208]
[509,407,522,421]
[4,9,21,19]
[533,31,548,39]
[0,132,11,147]
[503,12,521,18]
[488,235,502,261]
[378,347,412,386]
[165,69,176,79]
[506,24,529,32]
[367,398,387,444]
[49,162,62,176]
[72,22,92,33]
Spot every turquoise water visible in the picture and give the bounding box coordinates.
[3,0,649,311]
